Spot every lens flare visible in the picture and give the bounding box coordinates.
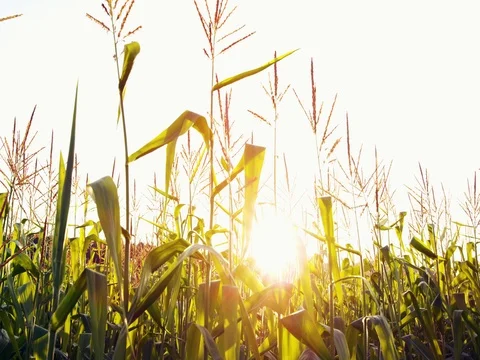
[249,212,298,280]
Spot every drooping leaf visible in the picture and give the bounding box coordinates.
[280,309,332,360]
[319,324,350,360]
[50,269,88,332]
[214,144,265,256]
[12,252,39,279]
[119,41,140,92]
[127,110,211,194]
[130,238,192,312]
[212,49,298,91]
[87,176,123,300]
[86,270,107,359]
[369,316,400,359]
[410,236,438,259]
[129,244,230,323]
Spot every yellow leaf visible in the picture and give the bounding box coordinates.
[212,49,298,92]
[119,41,140,92]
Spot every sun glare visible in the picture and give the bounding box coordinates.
[249,212,299,280]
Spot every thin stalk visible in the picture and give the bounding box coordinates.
[205,25,217,349]
[108,9,131,314]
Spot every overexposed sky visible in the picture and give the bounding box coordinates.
[2,1,480,246]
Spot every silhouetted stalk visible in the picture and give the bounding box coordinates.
[106,3,131,314]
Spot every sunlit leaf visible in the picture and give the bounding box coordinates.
[87,176,123,299]
[119,41,140,92]
[280,309,332,360]
[222,285,239,360]
[212,49,298,91]
[318,197,343,304]
[410,236,438,259]
[186,324,222,360]
[128,110,211,194]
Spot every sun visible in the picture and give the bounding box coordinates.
[249,210,299,280]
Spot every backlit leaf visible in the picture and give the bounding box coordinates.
[212,49,298,91]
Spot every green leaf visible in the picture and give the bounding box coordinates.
[87,176,123,301]
[0,192,8,250]
[0,309,20,359]
[212,49,298,91]
[213,144,265,254]
[12,252,39,279]
[51,269,88,332]
[130,238,191,313]
[49,82,78,360]
[280,309,332,360]
[32,325,48,359]
[186,324,222,360]
[410,236,438,259]
[119,41,140,92]
[222,285,240,360]
[452,310,464,360]
[86,270,107,360]
[318,197,343,304]
[127,110,211,194]
[129,244,230,323]
[367,316,400,360]
[319,324,350,360]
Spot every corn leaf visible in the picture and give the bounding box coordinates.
[128,110,211,194]
[403,291,441,360]
[87,176,123,300]
[86,270,107,360]
[410,236,438,259]
[214,144,265,255]
[0,309,20,359]
[0,192,7,250]
[186,324,222,360]
[119,41,140,92]
[452,310,464,360]
[319,324,350,360]
[402,334,434,359]
[130,238,192,312]
[52,84,78,307]
[280,309,332,360]
[12,252,39,279]
[318,197,343,304]
[212,49,298,91]
[129,244,230,322]
[51,269,88,332]
[222,285,239,360]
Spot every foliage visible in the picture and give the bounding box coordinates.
[1,1,479,360]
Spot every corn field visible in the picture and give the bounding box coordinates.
[1,1,479,359]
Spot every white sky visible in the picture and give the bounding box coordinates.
[2,1,480,248]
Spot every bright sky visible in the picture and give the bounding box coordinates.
[2,1,480,252]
